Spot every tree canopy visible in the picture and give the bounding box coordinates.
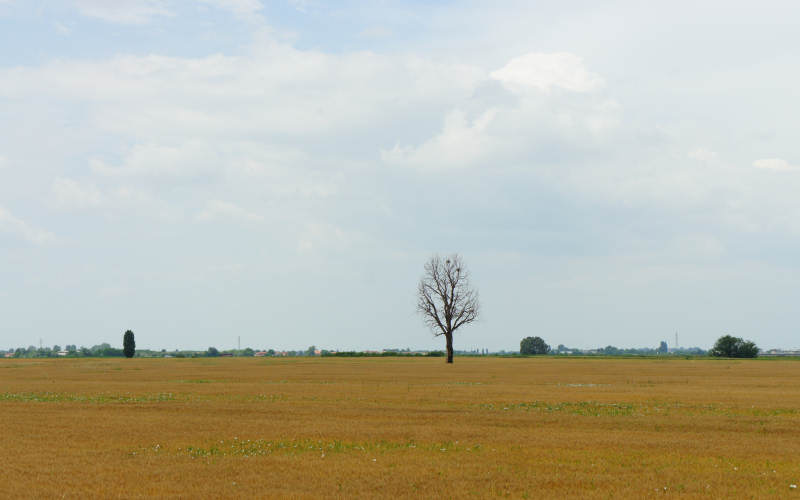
[520,336,550,355]
[122,330,136,358]
[709,335,758,358]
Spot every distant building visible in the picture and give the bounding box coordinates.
[254,351,267,357]
[57,351,68,357]
[761,349,800,357]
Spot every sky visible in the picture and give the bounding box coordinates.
[1,0,800,352]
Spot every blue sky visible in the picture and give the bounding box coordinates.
[2,0,800,351]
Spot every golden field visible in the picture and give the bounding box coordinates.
[1,356,800,498]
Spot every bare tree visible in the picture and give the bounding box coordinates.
[417,254,479,363]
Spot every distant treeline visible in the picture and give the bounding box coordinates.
[3,346,710,359]
[1,345,448,359]
[322,351,445,357]
[2,344,710,359]
[4,344,124,358]
[553,345,708,356]
[1,344,257,359]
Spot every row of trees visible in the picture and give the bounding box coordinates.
[516,335,758,358]
[5,343,126,358]
[1,337,761,361]
[5,330,138,359]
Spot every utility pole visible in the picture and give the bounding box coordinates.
[675,332,678,349]
[238,336,241,350]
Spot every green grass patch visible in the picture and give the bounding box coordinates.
[479,400,800,417]
[133,438,482,459]
[480,400,637,416]
[0,392,177,404]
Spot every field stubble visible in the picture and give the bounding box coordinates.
[1,357,799,498]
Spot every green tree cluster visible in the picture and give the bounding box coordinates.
[709,335,758,358]
[520,336,550,355]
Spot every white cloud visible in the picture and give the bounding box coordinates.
[382,109,498,169]
[359,26,392,39]
[287,0,308,13]
[73,0,171,24]
[110,187,182,221]
[381,52,616,170]
[199,0,263,17]
[50,178,182,221]
[54,21,72,36]
[89,143,217,180]
[688,148,718,162]
[85,140,340,205]
[490,52,603,93]
[52,178,103,209]
[297,222,349,253]
[0,50,483,144]
[232,156,340,200]
[196,200,263,223]
[0,28,791,256]
[670,234,726,260]
[753,158,799,171]
[0,206,55,245]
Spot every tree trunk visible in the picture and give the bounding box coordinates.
[445,333,454,364]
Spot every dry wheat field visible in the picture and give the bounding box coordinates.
[1,356,800,498]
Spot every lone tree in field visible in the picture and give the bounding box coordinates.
[520,336,550,355]
[417,254,479,364]
[122,330,136,358]
[710,335,758,358]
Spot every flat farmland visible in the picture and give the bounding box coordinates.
[2,357,800,498]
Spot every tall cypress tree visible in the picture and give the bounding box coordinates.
[123,330,136,358]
